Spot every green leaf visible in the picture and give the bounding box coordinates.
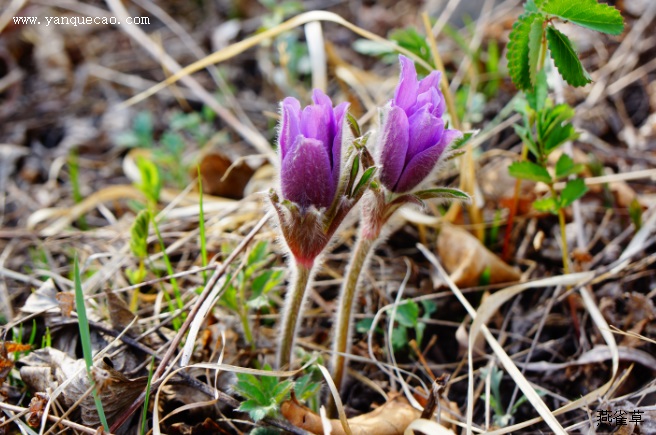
[391,325,408,351]
[525,0,547,13]
[542,0,624,35]
[389,28,433,72]
[508,161,552,184]
[293,374,322,402]
[507,13,543,91]
[560,178,588,207]
[546,26,591,87]
[450,131,474,150]
[346,112,361,138]
[528,16,545,86]
[413,188,470,201]
[352,166,377,198]
[130,209,150,259]
[555,154,584,179]
[526,70,548,113]
[544,123,578,152]
[538,103,576,142]
[238,400,269,422]
[513,124,539,158]
[534,195,553,212]
[629,198,642,230]
[395,301,419,328]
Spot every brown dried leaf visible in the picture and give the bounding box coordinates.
[26,393,48,427]
[437,223,520,287]
[106,290,138,335]
[282,395,424,435]
[19,348,147,427]
[197,152,254,199]
[55,291,75,317]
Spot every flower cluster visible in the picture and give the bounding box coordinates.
[271,55,466,371]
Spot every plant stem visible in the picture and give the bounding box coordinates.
[277,261,313,369]
[239,278,254,349]
[331,235,375,393]
[549,184,581,334]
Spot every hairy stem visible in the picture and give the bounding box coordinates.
[277,261,313,369]
[331,235,376,393]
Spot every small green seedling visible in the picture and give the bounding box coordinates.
[508,71,588,217]
[481,365,546,427]
[234,363,322,423]
[234,365,294,422]
[391,300,437,353]
[507,0,624,90]
[220,241,284,347]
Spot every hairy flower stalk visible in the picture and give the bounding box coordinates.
[331,55,466,393]
[271,89,375,369]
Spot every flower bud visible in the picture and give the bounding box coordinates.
[279,90,349,209]
[378,55,461,193]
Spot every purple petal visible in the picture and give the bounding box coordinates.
[279,97,301,158]
[331,101,350,180]
[281,136,335,209]
[393,55,419,112]
[417,70,441,94]
[378,104,410,192]
[394,142,443,193]
[406,108,444,162]
[301,105,331,157]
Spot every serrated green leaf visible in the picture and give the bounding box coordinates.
[542,0,624,35]
[235,378,268,404]
[238,400,270,422]
[555,153,584,179]
[546,26,591,87]
[528,16,545,86]
[560,178,588,207]
[507,13,543,91]
[413,187,470,201]
[508,161,552,184]
[533,197,558,213]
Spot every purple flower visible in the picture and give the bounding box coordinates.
[279,89,349,209]
[378,55,461,193]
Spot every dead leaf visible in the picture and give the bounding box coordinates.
[282,395,422,435]
[196,152,254,199]
[437,223,520,287]
[55,291,75,317]
[19,348,147,427]
[26,392,48,427]
[106,290,138,336]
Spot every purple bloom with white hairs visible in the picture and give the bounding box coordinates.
[279,89,349,209]
[378,55,462,193]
